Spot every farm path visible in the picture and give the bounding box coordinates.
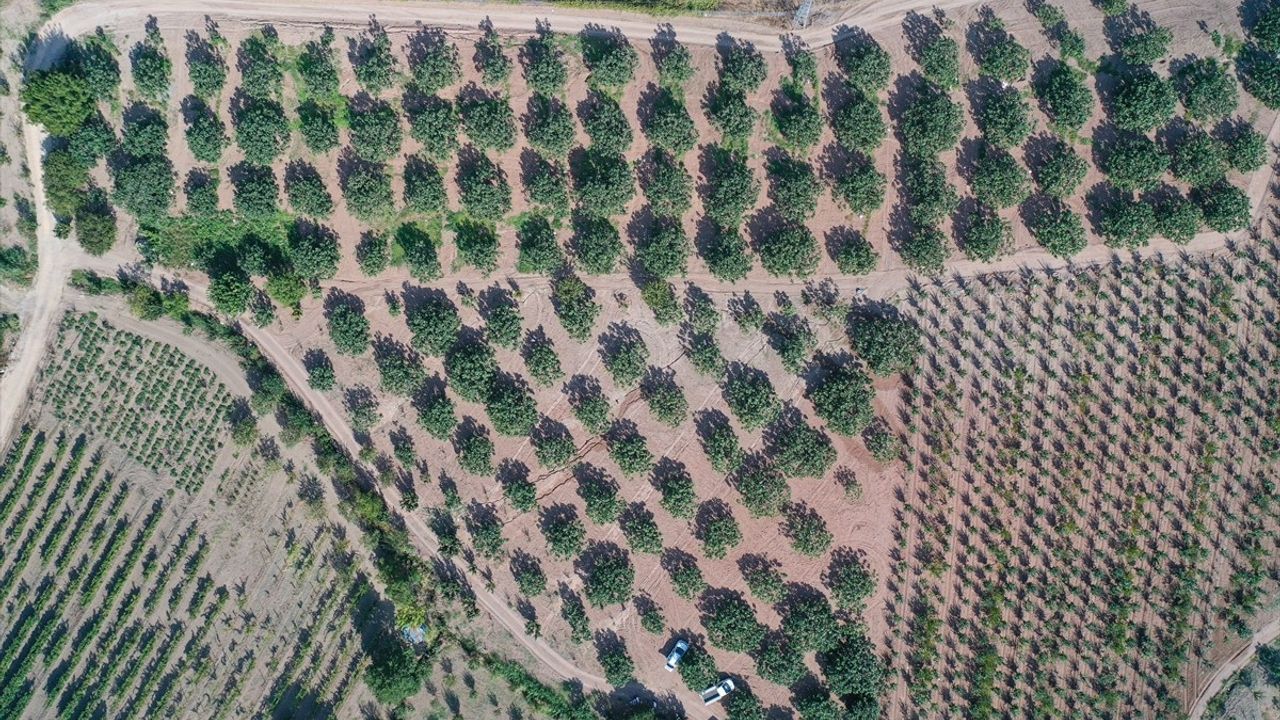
[1188,617,1280,720]
[2,0,1278,706]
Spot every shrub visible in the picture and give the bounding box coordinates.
[375,342,427,396]
[831,91,886,153]
[1111,69,1176,132]
[285,163,334,218]
[580,92,633,154]
[445,338,497,402]
[452,218,499,274]
[512,554,546,592]
[602,327,649,388]
[838,37,891,95]
[510,214,563,274]
[706,88,755,143]
[132,41,172,102]
[343,163,396,221]
[835,233,878,274]
[525,157,571,214]
[639,276,681,326]
[919,35,960,89]
[234,97,289,165]
[758,223,819,278]
[525,93,576,158]
[1239,50,1280,109]
[77,33,121,101]
[417,386,456,439]
[702,146,759,228]
[703,223,753,282]
[238,34,283,99]
[306,352,336,390]
[476,26,511,85]
[352,26,397,93]
[658,466,697,518]
[1195,182,1251,232]
[43,150,90,219]
[642,373,688,426]
[902,158,959,226]
[231,162,279,218]
[112,156,175,220]
[735,464,790,517]
[1120,26,1172,65]
[1027,201,1086,257]
[532,423,574,467]
[1255,5,1280,53]
[209,269,253,316]
[643,150,693,218]
[523,36,567,95]
[581,33,637,87]
[821,632,883,698]
[849,307,921,376]
[645,88,699,156]
[482,293,521,350]
[719,44,766,93]
[298,101,338,153]
[288,219,340,280]
[978,33,1031,83]
[773,87,823,149]
[409,31,460,93]
[899,86,963,157]
[808,362,874,436]
[598,643,635,687]
[406,294,460,356]
[1102,135,1169,191]
[67,113,116,166]
[1226,126,1267,172]
[827,553,876,610]
[783,594,840,652]
[620,506,663,554]
[403,157,446,214]
[542,507,586,559]
[297,30,339,97]
[572,149,635,216]
[526,338,565,386]
[834,159,887,216]
[771,421,836,479]
[723,367,780,429]
[636,218,690,279]
[552,274,600,341]
[327,303,370,355]
[1154,194,1203,244]
[395,222,442,281]
[184,100,227,163]
[1036,61,1093,131]
[349,99,403,162]
[356,232,389,276]
[978,87,1032,148]
[669,556,708,599]
[972,148,1030,208]
[657,42,694,87]
[785,505,833,556]
[769,155,820,223]
[74,196,117,255]
[409,96,459,159]
[1171,132,1228,188]
[583,544,634,607]
[1033,140,1088,198]
[458,152,512,221]
[571,214,623,274]
[1099,195,1157,248]
[486,375,538,436]
[608,429,653,476]
[703,594,763,652]
[1178,58,1238,120]
[962,206,1012,261]
[456,427,495,475]
[460,93,516,151]
[20,68,93,135]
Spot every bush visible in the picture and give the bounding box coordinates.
[409,31,460,93]
[525,93,576,158]
[571,214,623,274]
[460,93,517,151]
[899,86,963,157]
[620,506,663,554]
[830,91,886,153]
[445,339,497,402]
[702,223,753,282]
[1102,135,1169,191]
[409,96,459,159]
[723,367,780,429]
[658,466,697,518]
[642,373,688,426]
[476,26,511,85]
[719,44,766,93]
[297,30,339,97]
[636,218,690,279]
[74,195,117,255]
[971,148,1030,208]
[112,156,176,220]
[608,429,653,476]
[43,150,90,219]
[768,155,820,223]
[833,158,887,216]
[67,113,116,166]
[452,218,499,274]
[523,36,568,95]
[184,100,227,163]
[1027,201,1086,257]
[356,232,389,276]
[598,643,635,687]
[1240,50,1280,109]
[702,146,759,228]
[821,632,883,697]
[962,206,1012,261]
[827,553,876,610]
[735,464,790,517]
[132,40,172,102]
[1033,140,1088,198]
[552,274,601,342]
[771,421,836,479]
[349,99,402,162]
[288,219,340,280]
[1154,194,1203,244]
[703,594,763,652]
[643,150,693,218]
[352,26,397,93]
[417,387,456,439]
[1195,182,1251,232]
[1226,126,1268,172]
[285,163,334,218]
[1256,5,1280,52]
[525,157,571,214]
[583,544,634,607]
[458,152,512,221]
[483,294,521,350]
[543,507,587,560]
[406,295,460,356]
[581,92,633,154]
[785,505,833,556]
[21,68,94,135]
[298,101,338,154]
[835,233,878,274]
[978,88,1032,148]
[328,302,370,355]
[306,352,336,390]
[238,34,282,99]
[1171,132,1228,188]
[849,307,920,376]
[365,638,425,706]
[657,42,694,87]
[602,328,649,388]
[76,33,121,101]
[343,163,396,221]
[403,157,446,215]
[581,33,637,88]
[1099,195,1156,248]
[517,215,564,274]
[572,149,635,216]
[532,422,574,466]
[1036,61,1093,131]
[486,376,538,436]
[808,362,874,436]
[706,88,755,143]
[773,87,823,149]
[456,427,495,475]
[645,88,698,156]
[1120,26,1172,65]
[234,97,289,165]
[758,223,819,278]
[919,36,960,89]
[978,33,1031,83]
[1178,58,1238,120]
[1111,69,1176,132]
[902,158,958,226]
[783,594,840,652]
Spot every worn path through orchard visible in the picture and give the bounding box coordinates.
[3,0,1279,708]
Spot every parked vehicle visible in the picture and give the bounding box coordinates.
[665,639,689,671]
[700,679,735,705]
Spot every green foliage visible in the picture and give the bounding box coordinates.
[1172,132,1228,187]
[919,36,960,89]
[771,421,835,478]
[482,293,521,350]
[74,192,117,255]
[821,632,884,698]
[978,33,1031,84]
[773,86,823,149]
[642,372,688,426]
[327,301,370,354]
[208,269,253,316]
[643,150,693,218]
[608,429,653,476]
[1178,58,1238,120]
[306,351,336,390]
[525,94,576,158]
[972,147,1030,208]
[343,163,395,221]
[849,307,921,376]
[131,41,172,103]
[375,342,427,396]
[669,556,708,599]
[452,218,499,274]
[703,594,763,652]
[458,152,512,221]
[486,375,538,436]
[657,43,694,87]
[602,327,649,388]
[783,593,840,653]
[445,338,497,403]
[702,223,753,282]
[1154,194,1203,244]
[298,101,339,154]
[237,34,283,99]
[1226,126,1268,172]
[526,336,565,387]
[583,544,634,607]
[21,68,94,135]
[703,146,759,227]
[288,219,340,280]
[542,507,587,560]
[758,223,819,278]
[830,94,884,161]
[349,98,403,162]
[572,148,635,216]
[234,97,289,165]
[838,38,891,95]
[735,463,790,517]
[111,155,175,220]
[532,423,574,467]
[1111,69,1176,132]
[417,386,457,439]
[76,32,121,101]
[658,466,697,518]
[581,33,638,87]
[356,231,389,276]
[410,31,460,93]
[640,603,666,634]
[707,88,755,143]
[408,95,459,159]
[768,155,820,223]
[723,367,780,429]
[525,157,571,214]
[785,505,833,556]
[517,214,565,274]
[636,218,690,279]
[836,233,879,274]
[645,88,699,156]
[1195,181,1251,232]
[184,99,227,164]
[523,36,568,95]
[1120,26,1172,64]
[641,280,681,328]
[962,206,1012,262]
[1255,5,1280,53]
[552,274,601,341]
[571,214,623,274]
[833,158,887,216]
[297,30,339,97]
[476,27,511,85]
[43,149,90,219]
[66,113,116,166]
[365,636,426,706]
[620,506,663,554]
[899,86,964,157]
[1036,61,1093,131]
[456,427,495,475]
[719,44,767,94]
[794,690,843,720]
[1240,51,1280,109]
[512,554,546,592]
[902,158,959,225]
[406,294,460,356]
[461,93,517,151]
[1099,195,1156,248]
[352,26,397,93]
[598,643,635,687]
[121,108,169,158]
[402,157,446,215]
[581,92,633,155]
[827,553,876,610]
[285,163,334,218]
[1102,134,1169,191]
[1033,139,1088,198]
[978,88,1032,148]
[809,362,874,436]
[1027,201,1086,257]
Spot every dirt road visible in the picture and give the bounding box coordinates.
[1187,618,1280,720]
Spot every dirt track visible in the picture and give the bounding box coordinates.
[1187,617,1280,720]
[3,0,1278,708]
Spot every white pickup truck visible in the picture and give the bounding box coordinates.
[700,679,735,705]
